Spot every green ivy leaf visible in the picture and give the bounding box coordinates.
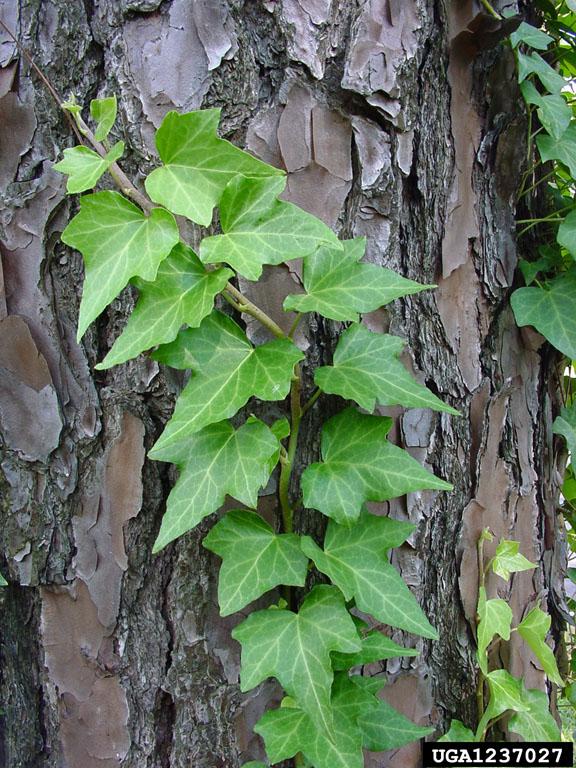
[284,238,431,322]
[90,95,118,142]
[241,763,268,768]
[476,586,513,675]
[0,572,7,587]
[517,51,566,93]
[517,605,564,686]
[301,408,452,524]
[150,311,303,451]
[61,191,179,340]
[536,124,576,179]
[233,585,361,735]
[553,402,576,455]
[491,539,537,581]
[509,687,562,741]
[145,109,282,226]
[54,141,124,194]
[200,175,341,281]
[558,209,576,257]
[476,669,530,738]
[301,513,437,639]
[315,324,458,415]
[519,80,571,140]
[149,417,279,552]
[202,509,309,616]
[510,21,554,50]
[511,271,576,358]
[97,244,232,369]
[332,629,419,671]
[438,720,476,742]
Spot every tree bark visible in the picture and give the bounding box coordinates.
[0,1,565,767]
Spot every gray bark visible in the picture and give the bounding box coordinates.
[0,1,565,767]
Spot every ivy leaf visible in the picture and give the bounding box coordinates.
[517,605,564,686]
[510,21,554,50]
[301,513,437,639]
[476,669,530,737]
[54,141,124,194]
[315,324,458,415]
[233,585,361,734]
[202,509,309,616]
[241,763,268,768]
[536,124,576,178]
[517,51,566,93]
[145,109,282,226]
[301,408,452,524]
[0,572,7,587]
[200,175,341,281]
[509,687,562,741]
[284,239,431,322]
[491,539,536,581]
[476,586,512,675]
[511,271,576,359]
[519,80,572,140]
[61,191,179,340]
[97,244,232,369]
[332,629,419,671]
[438,720,476,742]
[90,95,117,142]
[148,417,279,552]
[558,209,576,258]
[150,311,303,451]
[553,403,576,455]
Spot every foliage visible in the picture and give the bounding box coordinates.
[55,99,455,767]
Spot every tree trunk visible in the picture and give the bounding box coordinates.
[0,1,564,767]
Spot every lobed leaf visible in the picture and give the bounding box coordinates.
[145,109,282,226]
[553,402,576,455]
[536,124,576,179]
[476,586,512,675]
[491,539,537,581]
[203,509,309,616]
[61,191,179,340]
[315,324,458,415]
[54,141,124,194]
[510,21,554,50]
[284,238,431,321]
[200,175,341,281]
[519,80,572,140]
[508,687,561,741]
[150,311,303,451]
[90,95,118,142]
[301,512,438,639]
[97,243,232,369]
[301,408,452,524]
[149,417,279,552]
[438,720,476,742]
[233,585,361,735]
[332,629,418,671]
[511,271,576,358]
[476,669,529,738]
[517,605,564,686]
[517,51,566,93]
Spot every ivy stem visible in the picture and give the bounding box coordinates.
[301,388,321,416]
[479,0,501,19]
[279,364,303,535]
[223,284,286,339]
[288,312,302,339]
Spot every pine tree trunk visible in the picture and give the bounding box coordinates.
[0,1,565,767]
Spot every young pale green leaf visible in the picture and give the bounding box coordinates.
[510,21,554,50]
[315,324,458,415]
[90,95,118,142]
[149,417,279,552]
[202,509,309,616]
[558,209,576,258]
[476,586,513,675]
[233,585,361,735]
[284,238,431,322]
[519,80,572,140]
[97,244,232,369]
[145,109,282,226]
[301,513,437,639]
[200,175,341,281]
[536,124,576,179]
[553,402,576,455]
[509,687,561,741]
[517,51,566,93]
[301,408,452,524]
[150,312,303,451]
[476,669,530,738]
[54,141,124,194]
[332,629,419,671]
[517,605,564,686]
[61,191,179,340]
[491,539,536,581]
[511,272,576,359]
[438,720,476,742]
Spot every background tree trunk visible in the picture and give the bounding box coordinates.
[0,1,565,767]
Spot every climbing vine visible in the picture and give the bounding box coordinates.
[54,98,456,767]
